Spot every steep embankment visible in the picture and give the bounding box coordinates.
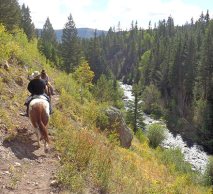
[0,61,213,194]
[0,62,61,193]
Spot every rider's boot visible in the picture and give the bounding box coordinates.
[49,104,53,114]
[20,106,29,117]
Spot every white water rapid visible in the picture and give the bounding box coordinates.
[120,83,209,174]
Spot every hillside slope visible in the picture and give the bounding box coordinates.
[0,62,212,194]
[0,63,62,193]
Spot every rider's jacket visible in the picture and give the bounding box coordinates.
[27,79,46,95]
[41,74,49,85]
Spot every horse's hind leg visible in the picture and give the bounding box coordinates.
[41,116,49,153]
[30,111,41,147]
[35,127,41,147]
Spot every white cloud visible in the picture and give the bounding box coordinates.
[18,0,208,30]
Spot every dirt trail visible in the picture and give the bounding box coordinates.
[0,95,61,194]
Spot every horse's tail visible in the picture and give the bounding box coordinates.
[30,101,50,144]
[37,114,50,144]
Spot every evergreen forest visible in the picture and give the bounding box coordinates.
[0,0,213,192]
[81,14,213,154]
[46,11,213,154]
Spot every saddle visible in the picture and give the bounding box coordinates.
[30,94,53,115]
[31,94,49,103]
[21,94,52,117]
[31,94,49,102]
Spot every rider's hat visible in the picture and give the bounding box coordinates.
[31,71,40,79]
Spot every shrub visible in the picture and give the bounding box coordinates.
[158,148,193,174]
[0,107,13,128]
[142,84,163,118]
[0,24,13,61]
[73,61,94,103]
[55,73,81,101]
[56,127,112,193]
[135,129,148,144]
[147,123,166,148]
[93,75,124,109]
[96,106,109,130]
[82,100,100,128]
[108,130,120,146]
[89,142,112,193]
[204,156,213,185]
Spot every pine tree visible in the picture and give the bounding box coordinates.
[87,30,105,81]
[20,4,35,40]
[41,17,57,43]
[166,16,175,37]
[61,13,81,73]
[199,20,213,136]
[200,20,213,100]
[204,10,210,24]
[0,0,21,31]
[39,17,58,65]
[73,60,94,103]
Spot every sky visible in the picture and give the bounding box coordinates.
[18,0,213,30]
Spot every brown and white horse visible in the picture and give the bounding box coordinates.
[29,95,50,152]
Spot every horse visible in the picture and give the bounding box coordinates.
[45,83,52,102]
[29,95,50,152]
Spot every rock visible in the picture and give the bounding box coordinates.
[22,158,30,163]
[3,171,10,175]
[98,106,133,148]
[50,180,58,187]
[14,162,21,167]
[36,158,43,163]
[3,60,9,71]
[14,77,24,86]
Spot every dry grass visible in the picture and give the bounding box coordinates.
[51,82,212,193]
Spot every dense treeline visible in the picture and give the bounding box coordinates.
[81,12,213,153]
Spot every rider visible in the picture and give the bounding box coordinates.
[40,69,55,95]
[20,71,53,117]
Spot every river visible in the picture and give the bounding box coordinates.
[120,83,209,174]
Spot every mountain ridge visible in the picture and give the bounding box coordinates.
[37,28,107,40]
[55,28,107,40]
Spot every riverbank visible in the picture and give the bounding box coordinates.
[120,82,209,174]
